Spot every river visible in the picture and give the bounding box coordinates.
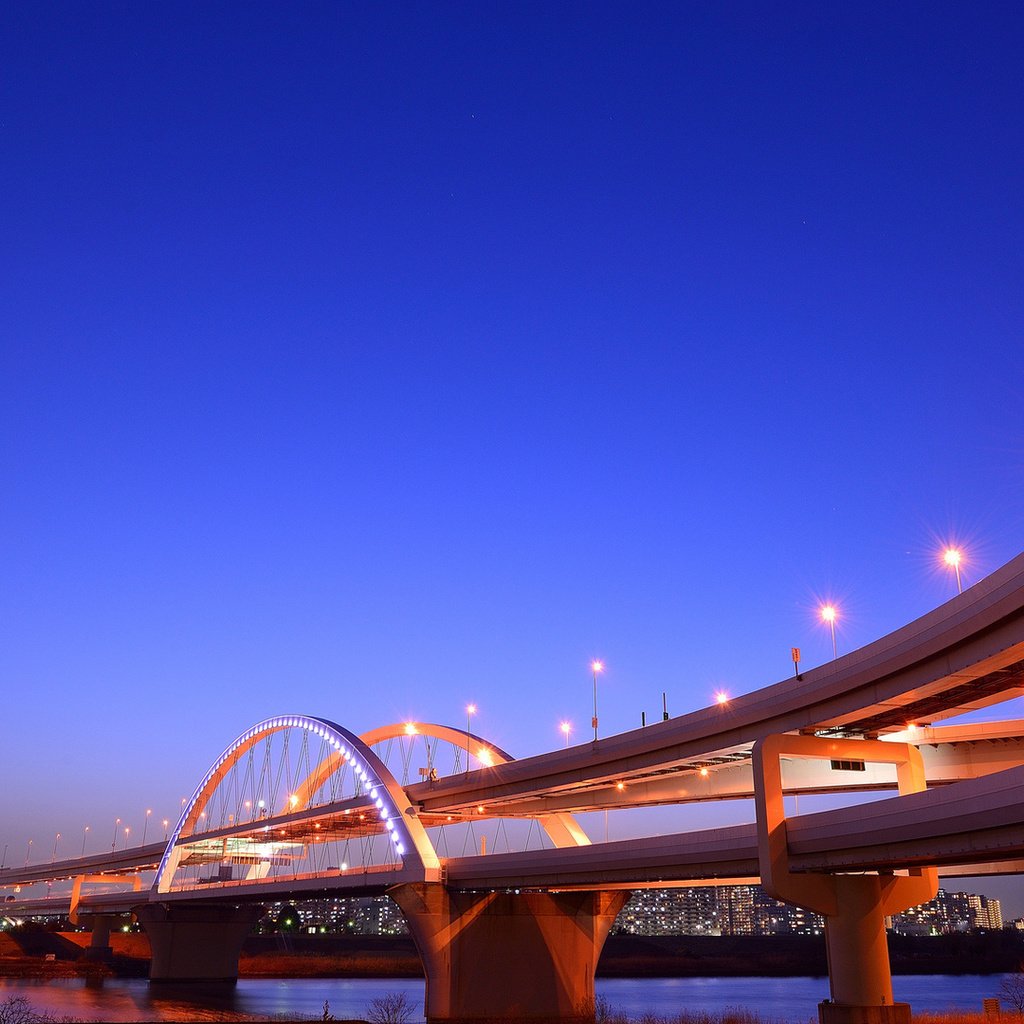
[0,975,1008,1022]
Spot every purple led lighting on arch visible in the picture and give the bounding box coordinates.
[155,714,418,889]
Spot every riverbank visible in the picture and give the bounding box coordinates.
[1,929,1021,980]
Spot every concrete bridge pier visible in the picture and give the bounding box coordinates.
[390,882,628,1023]
[136,903,262,983]
[82,913,115,961]
[819,874,913,1024]
[754,733,938,1024]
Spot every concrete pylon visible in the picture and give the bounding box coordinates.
[81,913,115,961]
[390,882,628,1023]
[753,734,938,1024]
[136,903,263,983]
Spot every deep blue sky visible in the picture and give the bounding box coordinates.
[3,3,1023,907]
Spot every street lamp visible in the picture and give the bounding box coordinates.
[591,660,604,741]
[162,819,170,841]
[80,826,90,857]
[112,818,121,852]
[465,704,476,772]
[560,721,572,748]
[943,547,963,594]
[142,809,152,846]
[820,604,838,659]
[51,833,61,863]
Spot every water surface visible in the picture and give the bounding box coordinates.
[0,974,1007,1023]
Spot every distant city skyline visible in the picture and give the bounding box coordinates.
[3,4,1023,914]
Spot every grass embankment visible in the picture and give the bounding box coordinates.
[239,936,422,978]
[1,928,1020,981]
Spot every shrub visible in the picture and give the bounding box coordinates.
[366,991,415,1024]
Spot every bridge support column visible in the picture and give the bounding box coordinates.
[390,883,628,1023]
[820,876,907,1024]
[82,914,115,962]
[136,903,262,983]
[753,734,938,1024]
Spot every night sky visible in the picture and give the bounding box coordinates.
[3,4,1023,910]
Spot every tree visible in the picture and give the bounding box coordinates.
[1000,968,1024,1013]
[365,992,414,1024]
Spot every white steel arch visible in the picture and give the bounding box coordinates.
[154,715,441,893]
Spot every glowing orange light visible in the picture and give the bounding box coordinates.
[476,748,494,767]
[476,805,485,813]
[404,722,419,736]
[699,767,709,778]
[714,691,729,706]
[820,605,837,624]
[560,721,571,735]
[943,548,961,569]
[616,781,626,791]
[289,794,299,808]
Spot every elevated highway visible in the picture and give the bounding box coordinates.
[6,552,1024,1024]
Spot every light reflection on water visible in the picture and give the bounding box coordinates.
[0,975,1007,1023]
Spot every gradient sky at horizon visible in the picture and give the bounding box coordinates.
[3,3,1024,911]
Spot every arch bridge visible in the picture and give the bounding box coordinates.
[7,553,1024,1024]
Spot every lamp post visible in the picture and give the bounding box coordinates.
[821,604,838,659]
[162,819,169,841]
[80,826,90,857]
[465,704,476,772]
[24,839,33,867]
[142,809,152,846]
[560,721,572,748]
[944,547,963,594]
[111,818,121,852]
[51,833,61,863]
[591,660,604,741]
